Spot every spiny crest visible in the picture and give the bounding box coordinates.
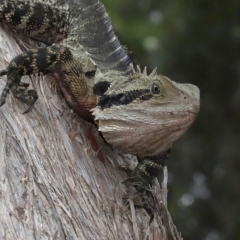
[131,65,158,78]
[93,65,160,97]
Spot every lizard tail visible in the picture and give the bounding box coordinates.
[68,0,133,75]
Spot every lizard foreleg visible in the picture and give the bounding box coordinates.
[0,45,73,112]
[120,150,171,221]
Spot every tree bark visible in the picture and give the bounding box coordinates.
[0,24,183,240]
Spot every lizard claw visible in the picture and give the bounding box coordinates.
[21,90,38,114]
[0,69,7,77]
[22,104,35,114]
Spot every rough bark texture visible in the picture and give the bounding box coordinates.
[0,24,183,240]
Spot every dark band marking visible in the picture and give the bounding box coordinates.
[93,81,110,96]
[98,89,152,110]
[85,70,96,78]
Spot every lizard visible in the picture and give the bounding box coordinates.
[0,0,200,221]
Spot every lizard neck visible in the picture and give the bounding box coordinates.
[52,69,96,123]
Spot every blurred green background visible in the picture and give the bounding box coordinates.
[101,0,240,239]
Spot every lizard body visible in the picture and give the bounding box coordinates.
[0,0,200,220]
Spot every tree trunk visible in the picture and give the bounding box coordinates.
[0,24,183,240]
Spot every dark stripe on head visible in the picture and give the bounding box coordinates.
[93,81,110,96]
[98,89,152,110]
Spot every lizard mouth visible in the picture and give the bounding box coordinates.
[189,108,200,115]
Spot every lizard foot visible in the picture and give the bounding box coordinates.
[0,68,38,112]
[119,150,171,223]
[119,165,155,223]
[11,83,38,114]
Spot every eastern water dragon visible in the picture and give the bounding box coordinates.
[0,0,200,221]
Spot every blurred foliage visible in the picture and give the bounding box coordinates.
[101,0,240,239]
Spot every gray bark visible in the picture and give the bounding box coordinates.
[0,25,182,240]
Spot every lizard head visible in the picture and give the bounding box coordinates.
[92,68,200,157]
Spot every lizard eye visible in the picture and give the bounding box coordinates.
[151,83,160,94]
